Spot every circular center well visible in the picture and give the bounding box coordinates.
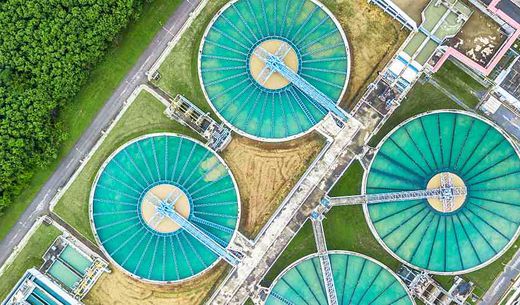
[141,184,190,233]
[426,172,466,213]
[249,39,298,90]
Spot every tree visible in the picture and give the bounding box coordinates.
[0,0,147,214]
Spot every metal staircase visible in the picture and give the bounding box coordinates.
[164,93,232,152]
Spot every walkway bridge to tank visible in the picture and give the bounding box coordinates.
[253,45,351,123]
[147,192,240,266]
[311,213,339,305]
[327,173,467,212]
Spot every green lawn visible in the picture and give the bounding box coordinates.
[53,90,201,242]
[153,0,229,117]
[328,161,364,197]
[324,160,401,271]
[0,223,61,300]
[433,60,486,108]
[262,82,517,298]
[323,205,401,270]
[262,160,399,285]
[0,0,183,242]
[261,220,317,284]
[368,81,463,147]
[153,0,408,115]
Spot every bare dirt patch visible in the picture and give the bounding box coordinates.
[222,133,325,238]
[392,0,430,24]
[155,0,408,111]
[450,10,506,66]
[321,0,409,108]
[84,264,227,305]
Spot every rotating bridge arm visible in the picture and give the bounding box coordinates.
[253,47,350,122]
[327,185,467,207]
[146,193,240,265]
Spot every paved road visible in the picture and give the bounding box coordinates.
[481,248,520,305]
[0,0,202,266]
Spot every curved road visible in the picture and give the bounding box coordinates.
[0,0,202,266]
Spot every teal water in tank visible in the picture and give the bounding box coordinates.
[29,286,61,305]
[47,260,81,289]
[200,0,349,140]
[59,245,91,275]
[92,135,239,282]
[266,253,413,305]
[366,112,520,273]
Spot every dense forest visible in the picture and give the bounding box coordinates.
[0,0,146,213]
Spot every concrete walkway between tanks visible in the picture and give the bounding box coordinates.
[208,98,391,304]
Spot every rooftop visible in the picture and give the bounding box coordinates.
[2,269,80,305]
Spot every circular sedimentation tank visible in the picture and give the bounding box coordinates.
[199,0,350,141]
[364,111,520,274]
[90,134,240,283]
[266,251,414,305]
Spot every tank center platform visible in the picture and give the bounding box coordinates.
[140,184,191,233]
[426,172,466,213]
[249,39,299,90]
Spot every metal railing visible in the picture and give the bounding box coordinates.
[329,185,467,206]
[253,46,350,123]
[147,193,239,265]
[312,217,338,305]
